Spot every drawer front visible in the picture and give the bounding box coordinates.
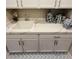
[40,34,72,39]
[6,34,38,39]
[22,34,38,39]
[54,39,72,52]
[6,34,21,39]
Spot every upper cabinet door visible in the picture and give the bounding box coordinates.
[39,0,56,8]
[6,0,18,8]
[59,0,72,8]
[22,0,39,8]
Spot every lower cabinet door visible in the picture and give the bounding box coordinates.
[54,39,71,52]
[23,39,38,52]
[39,39,54,52]
[7,39,23,52]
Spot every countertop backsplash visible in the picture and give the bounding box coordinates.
[17,9,47,23]
[6,9,72,24]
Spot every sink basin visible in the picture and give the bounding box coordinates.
[10,21,35,32]
[35,23,63,32]
[12,21,34,29]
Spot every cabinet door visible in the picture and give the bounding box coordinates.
[6,0,18,8]
[22,0,38,8]
[39,38,54,52]
[40,0,55,8]
[23,39,38,52]
[7,39,23,52]
[54,39,71,52]
[59,0,72,8]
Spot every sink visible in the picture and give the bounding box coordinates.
[13,21,34,29]
[11,21,34,32]
[35,23,63,32]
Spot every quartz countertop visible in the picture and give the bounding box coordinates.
[6,21,72,33]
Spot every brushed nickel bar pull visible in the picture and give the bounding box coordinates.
[54,0,57,7]
[21,41,24,52]
[54,40,58,46]
[58,0,61,7]
[19,40,24,52]
[19,39,24,46]
[21,0,23,7]
[16,0,19,7]
[18,41,21,45]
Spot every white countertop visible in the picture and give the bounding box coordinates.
[6,21,72,33]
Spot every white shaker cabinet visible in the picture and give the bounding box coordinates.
[6,33,72,53]
[6,0,72,8]
[23,39,38,52]
[22,0,39,8]
[6,0,18,8]
[39,0,56,8]
[59,0,72,8]
[6,39,23,52]
[39,34,72,52]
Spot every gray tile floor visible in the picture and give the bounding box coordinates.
[7,52,72,59]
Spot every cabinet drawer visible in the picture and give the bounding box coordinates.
[6,34,21,39]
[22,34,38,39]
[40,34,72,39]
[6,33,38,39]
